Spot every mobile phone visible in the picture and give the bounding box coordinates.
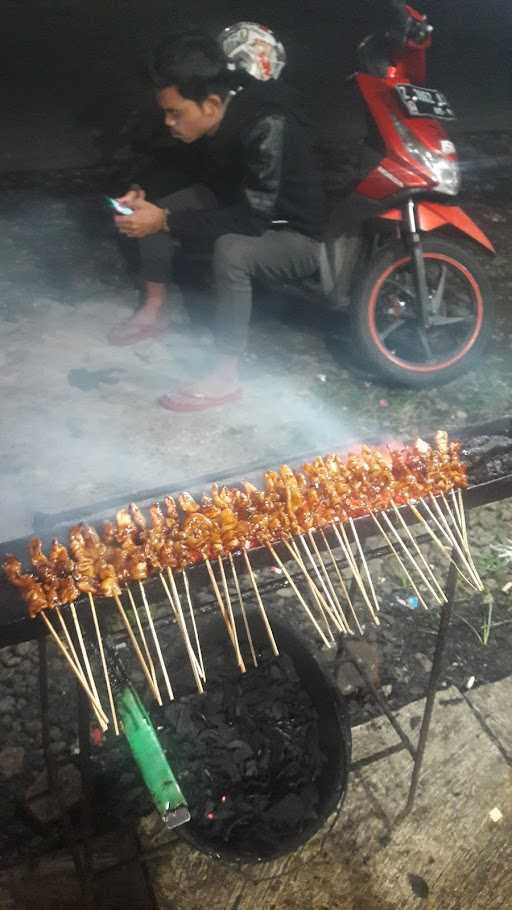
[106,196,134,215]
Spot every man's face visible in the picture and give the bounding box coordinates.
[158,86,224,143]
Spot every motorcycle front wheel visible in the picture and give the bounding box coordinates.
[351,237,494,387]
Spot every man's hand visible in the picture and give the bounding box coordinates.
[114,198,167,239]
[116,184,146,207]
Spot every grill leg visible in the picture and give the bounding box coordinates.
[399,546,458,818]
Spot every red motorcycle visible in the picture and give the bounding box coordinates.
[321,3,495,386]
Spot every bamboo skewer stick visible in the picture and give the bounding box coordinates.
[408,501,478,590]
[87,593,120,735]
[297,535,342,636]
[283,538,336,639]
[370,512,430,612]
[426,496,483,590]
[229,553,258,667]
[40,611,108,730]
[349,518,380,615]
[380,510,445,606]
[320,529,361,635]
[182,570,206,682]
[307,530,350,633]
[138,582,174,702]
[242,549,280,657]
[217,557,246,673]
[159,572,203,682]
[333,523,380,625]
[165,569,205,693]
[127,588,161,700]
[113,594,162,703]
[267,544,332,648]
[204,559,245,671]
[56,607,89,690]
[70,603,102,708]
[389,502,447,604]
[446,490,482,586]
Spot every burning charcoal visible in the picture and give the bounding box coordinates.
[158,652,326,855]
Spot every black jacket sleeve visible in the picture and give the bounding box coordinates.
[168,113,285,243]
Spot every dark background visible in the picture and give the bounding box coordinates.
[2,0,511,169]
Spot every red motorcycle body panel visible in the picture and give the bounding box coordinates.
[378,202,496,253]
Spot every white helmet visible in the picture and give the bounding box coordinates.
[219,22,286,81]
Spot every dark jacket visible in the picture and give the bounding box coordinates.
[168,80,325,243]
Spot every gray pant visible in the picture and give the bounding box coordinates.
[139,186,320,356]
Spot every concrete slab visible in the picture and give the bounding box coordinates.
[146,686,512,910]
[466,677,512,762]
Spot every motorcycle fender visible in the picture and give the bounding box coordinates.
[379,203,496,253]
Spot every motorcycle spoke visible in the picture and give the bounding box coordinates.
[379,319,406,341]
[385,278,415,299]
[430,314,474,327]
[430,264,448,314]
[417,328,435,362]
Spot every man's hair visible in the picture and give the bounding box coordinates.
[150,31,233,103]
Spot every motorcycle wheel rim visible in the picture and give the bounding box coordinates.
[367,253,484,373]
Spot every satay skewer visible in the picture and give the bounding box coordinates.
[319,529,361,635]
[333,523,380,626]
[389,502,447,604]
[370,512,429,611]
[307,529,351,633]
[69,602,102,709]
[267,544,332,648]
[349,518,380,615]
[425,496,483,590]
[217,557,246,672]
[55,607,89,690]
[87,593,120,735]
[138,582,174,702]
[295,536,340,637]
[229,552,258,667]
[40,611,109,731]
[242,549,279,657]
[283,539,336,640]
[164,569,204,693]
[182,570,206,682]
[445,491,481,585]
[408,501,478,590]
[127,587,161,700]
[204,559,245,671]
[158,572,202,682]
[113,594,162,703]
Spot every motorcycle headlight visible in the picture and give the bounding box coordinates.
[393,117,461,196]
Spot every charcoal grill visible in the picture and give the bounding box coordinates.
[1,416,511,892]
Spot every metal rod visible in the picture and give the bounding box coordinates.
[401,547,458,817]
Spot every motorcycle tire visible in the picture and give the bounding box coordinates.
[350,237,494,388]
